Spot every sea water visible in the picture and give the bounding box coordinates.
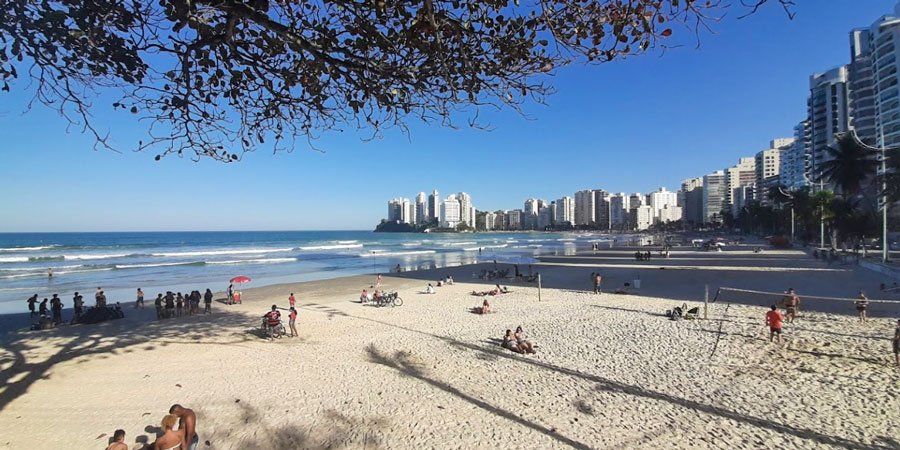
[0,230,616,315]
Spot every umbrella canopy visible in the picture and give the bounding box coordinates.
[230,275,252,284]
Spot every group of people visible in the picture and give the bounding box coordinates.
[470,284,509,297]
[154,289,214,320]
[105,404,198,450]
[634,251,653,261]
[26,287,115,329]
[262,301,299,339]
[501,326,536,354]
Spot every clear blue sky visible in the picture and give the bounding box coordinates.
[0,1,894,231]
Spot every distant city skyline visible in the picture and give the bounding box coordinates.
[0,1,893,232]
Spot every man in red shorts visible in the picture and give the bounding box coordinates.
[765,305,784,343]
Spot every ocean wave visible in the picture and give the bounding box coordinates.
[115,261,205,269]
[0,245,59,252]
[336,240,358,244]
[151,248,293,258]
[0,255,67,263]
[444,242,477,246]
[400,242,421,247]
[207,258,296,265]
[63,253,132,261]
[0,256,28,263]
[359,250,436,257]
[296,244,363,251]
[557,238,577,242]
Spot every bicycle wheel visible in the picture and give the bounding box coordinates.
[393,296,403,307]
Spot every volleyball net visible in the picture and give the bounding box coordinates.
[713,286,900,310]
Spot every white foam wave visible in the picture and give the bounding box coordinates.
[297,244,363,251]
[336,240,358,244]
[401,242,421,247]
[0,245,59,252]
[445,242,477,246]
[207,258,295,265]
[0,256,28,263]
[557,238,577,242]
[152,248,293,257]
[115,261,201,269]
[64,253,131,260]
[54,267,115,275]
[359,250,436,257]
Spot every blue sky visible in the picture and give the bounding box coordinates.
[0,1,894,231]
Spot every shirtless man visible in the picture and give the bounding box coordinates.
[169,404,198,450]
[782,288,799,323]
[27,294,38,317]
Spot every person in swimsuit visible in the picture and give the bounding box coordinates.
[136,288,145,309]
[27,294,38,317]
[479,299,491,314]
[515,326,535,353]
[288,307,298,338]
[155,294,164,319]
[204,289,213,314]
[175,293,184,317]
[893,319,900,366]
[782,288,798,324]
[854,291,869,323]
[153,414,184,450]
[169,404,199,450]
[106,429,128,450]
[502,329,524,353]
[73,292,84,322]
[765,305,784,343]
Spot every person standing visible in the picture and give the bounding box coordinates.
[782,288,799,324]
[154,294,164,319]
[892,319,900,366]
[50,294,63,324]
[39,298,49,316]
[288,307,298,338]
[288,292,296,309]
[592,272,603,295]
[27,294,38,317]
[169,404,198,450]
[765,305,784,343]
[204,289,213,314]
[136,288,144,309]
[227,283,234,304]
[95,287,103,307]
[854,291,869,323]
[73,292,84,322]
[47,268,53,279]
[175,293,184,317]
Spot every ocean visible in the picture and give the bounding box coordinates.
[0,230,619,315]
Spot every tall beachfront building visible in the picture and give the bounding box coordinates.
[680,177,704,226]
[863,5,900,149]
[415,192,427,225]
[574,190,596,226]
[724,157,756,217]
[849,29,877,146]
[807,66,852,186]
[387,198,416,224]
[440,194,461,228]
[648,187,677,218]
[781,121,811,190]
[555,196,575,226]
[592,189,611,230]
[609,193,630,230]
[506,209,523,230]
[428,190,440,222]
[457,192,474,227]
[702,171,726,224]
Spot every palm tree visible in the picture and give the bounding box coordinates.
[819,131,879,197]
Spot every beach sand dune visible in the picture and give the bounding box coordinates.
[0,248,898,449]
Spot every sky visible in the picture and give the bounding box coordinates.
[0,1,895,232]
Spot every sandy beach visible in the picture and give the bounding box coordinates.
[1,245,899,449]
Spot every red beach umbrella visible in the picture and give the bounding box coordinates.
[230,275,252,284]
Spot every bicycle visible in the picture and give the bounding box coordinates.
[376,292,403,307]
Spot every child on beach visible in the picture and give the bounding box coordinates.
[289,293,296,308]
[288,307,298,338]
[765,305,784,343]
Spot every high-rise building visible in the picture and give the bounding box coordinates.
[648,187,678,217]
[702,170,727,224]
[756,139,792,185]
[680,177,704,226]
[537,206,554,229]
[415,192,427,225]
[506,209,523,230]
[555,196,575,226]
[864,6,900,148]
[849,28,877,146]
[440,194,461,228]
[808,66,851,185]
[724,157,756,216]
[574,190,596,226]
[609,193,631,229]
[457,192,474,227]
[484,212,497,231]
[592,189,610,230]
[781,121,811,190]
[387,198,415,224]
[427,190,440,222]
[635,205,654,230]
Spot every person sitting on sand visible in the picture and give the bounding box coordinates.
[502,329,524,354]
[855,291,869,323]
[480,299,491,314]
[425,284,435,294]
[436,280,444,287]
[614,282,632,295]
[106,429,128,450]
[360,289,369,303]
[446,276,454,285]
[765,305,784,343]
[515,326,535,353]
[153,414,184,450]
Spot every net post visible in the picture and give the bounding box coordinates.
[704,284,709,320]
[537,274,542,302]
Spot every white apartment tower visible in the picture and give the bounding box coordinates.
[555,196,575,225]
[724,157,756,216]
[440,194,461,228]
[702,170,727,224]
[609,193,631,229]
[457,192,474,227]
[415,192,427,225]
[781,121,811,189]
[865,6,900,148]
[427,190,440,223]
[574,190,596,226]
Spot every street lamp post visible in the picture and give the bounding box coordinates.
[883,142,889,263]
[819,179,825,250]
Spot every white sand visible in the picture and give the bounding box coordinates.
[1,248,899,449]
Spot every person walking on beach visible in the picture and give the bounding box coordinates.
[288,292,296,309]
[782,288,799,323]
[376,274,383,288]
[73,292,84,322]
[27,294,38,317]
[136,288,144,309]
[765,305,784,343]
[204,289,213,314]
[39,298,48,316]
[592,272,603,295]
[154,294,164,319]
[893,319,900,366]
[855,291,869,323]
[95,287,103,307]
[288,307,298,337]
